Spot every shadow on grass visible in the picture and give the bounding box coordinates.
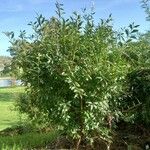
[0,87,24,102]
[0,93,16,102]
[0,129,59,150]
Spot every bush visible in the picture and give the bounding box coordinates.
[6,2,139,147]
[121,69,150,125]
[15,93,50,127]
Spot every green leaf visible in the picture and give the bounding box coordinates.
[118,41,123,47]
[134,25,140,28]
[130,36,136,39]
[129,24,133,30]
[131,29,138,33]
[125,29,129,36]
[126,39,132,43]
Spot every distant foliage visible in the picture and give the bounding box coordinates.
[0,56,11,77]
[141,0,150,21]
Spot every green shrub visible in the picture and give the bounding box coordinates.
[15,93,51,127]
[122,69,150,125]
[6,2,139,147]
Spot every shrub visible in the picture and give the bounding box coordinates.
[6,2,139,147]
[121,69,150,125]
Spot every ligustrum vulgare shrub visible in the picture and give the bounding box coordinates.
[6,2,139,147]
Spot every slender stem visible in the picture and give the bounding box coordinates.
[76,97,84,149]
[76,137,81,150]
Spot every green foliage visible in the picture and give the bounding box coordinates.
[119,29,150,125]
[141,0,150,21]
[120,69,150,125]
[127,69,150,125]
[15,93,50,126]
[117,1,150,122]
[0,56,12,77]
[6,2,140,146]
[117,22,139,46]
[123,35,150,68]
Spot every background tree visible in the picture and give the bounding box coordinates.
[0,56,11,77]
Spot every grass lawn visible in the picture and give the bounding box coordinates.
[0,87,24,130]
[0,86,58,149]
[0,131,59,150]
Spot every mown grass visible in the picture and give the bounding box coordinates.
[0,131,59,150]
[0,87,25,131]
[0,86,59,149]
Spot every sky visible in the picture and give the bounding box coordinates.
[0,0,149,56]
